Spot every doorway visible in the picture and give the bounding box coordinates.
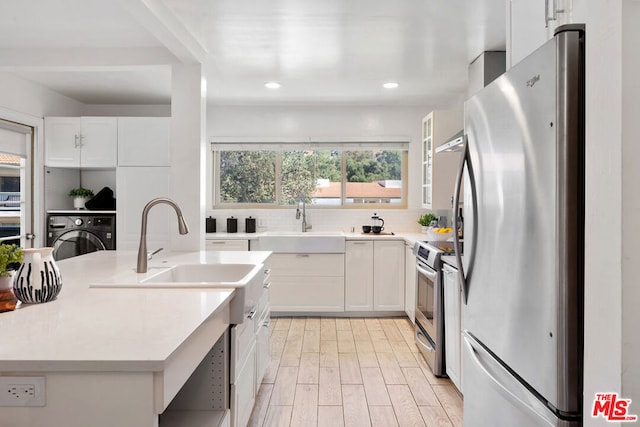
[0,119,34,248]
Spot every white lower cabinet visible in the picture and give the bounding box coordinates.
[443,262,462,392]
[345,240,405,312]
[404,242,417,322]
[269,253,344,312]
[230,339,256,427]
[230,258,271,427]
[344,241,374,311]
[254,298,270,392]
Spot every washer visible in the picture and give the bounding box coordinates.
[47,213,116,261]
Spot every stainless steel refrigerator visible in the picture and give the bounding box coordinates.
[452,24,584,426]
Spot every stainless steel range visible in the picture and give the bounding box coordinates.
[413,240,455,377]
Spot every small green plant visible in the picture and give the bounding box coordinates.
[418,213,438,227]
[68,187,94,198]
[0,244,23,277]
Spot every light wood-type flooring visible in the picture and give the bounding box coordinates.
[248,317,463,427]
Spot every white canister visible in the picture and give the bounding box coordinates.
[13,247,62,304]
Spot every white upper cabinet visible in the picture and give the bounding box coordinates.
[45,117,117,168]
[507,0,574,68]
[117,117,171,166]
[421,107,463,210]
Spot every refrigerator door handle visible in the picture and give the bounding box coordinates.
[464,333,558,425]
[453,137,475,304]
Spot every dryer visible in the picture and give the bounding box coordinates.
[47,213,116,261]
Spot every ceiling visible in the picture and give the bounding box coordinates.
[0,0,506,107]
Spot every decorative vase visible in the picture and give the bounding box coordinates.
[0,273,17,312]
[73,197,88,210]
[13,247,62,304]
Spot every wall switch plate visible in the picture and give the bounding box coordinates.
[0,376,45,406]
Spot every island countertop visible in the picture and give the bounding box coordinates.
[0,249,271,372]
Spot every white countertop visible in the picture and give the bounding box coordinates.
[206,230,429,245]
[0,250,270,372]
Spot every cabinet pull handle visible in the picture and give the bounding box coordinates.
[209,241,226,244]
[263,320,271,328]
[79,134,85,147]
[296,254,310,258]
[264,268,271,275]
[248,310,257,320]
[74,134,80,148]
[263,282,271,289]
[353,242,368,245]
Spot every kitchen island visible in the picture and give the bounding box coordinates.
[0,250,270,427]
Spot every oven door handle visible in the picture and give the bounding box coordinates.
[415,327,434,352]
[416,263,438,280]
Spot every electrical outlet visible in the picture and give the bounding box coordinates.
[0,376,45,406]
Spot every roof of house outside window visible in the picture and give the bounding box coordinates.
[312,181,401,198]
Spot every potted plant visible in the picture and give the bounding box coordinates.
[69,187,94,210]
[418,213,438,233]
[0,243,23,283]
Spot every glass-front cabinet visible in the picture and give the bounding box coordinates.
[422,113,433,208]
[420,108,464,211]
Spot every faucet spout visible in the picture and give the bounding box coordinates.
[299,199,312,232]
[137,198,189,273]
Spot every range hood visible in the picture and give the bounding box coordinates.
[435,130,464,153]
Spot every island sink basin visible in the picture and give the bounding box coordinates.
[141,263,256,284]
[91,263,265,324]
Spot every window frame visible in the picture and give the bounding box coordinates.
[212,140,408,209]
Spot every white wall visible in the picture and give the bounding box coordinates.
[572,2,627,425]
[621,0,640,408]
[82,104,171,117]
[206,105,456,231]
[0,72,83,117]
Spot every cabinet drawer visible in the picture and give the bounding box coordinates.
[230,316,255,382]
[271,253,344,276]
[255,315,270,392]
[270,276,344,312]
[255,289,270,327]
[206,240,249,251]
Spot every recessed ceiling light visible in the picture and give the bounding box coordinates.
[265,82,281,89]
[383,82,399,89]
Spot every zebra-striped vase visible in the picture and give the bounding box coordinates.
[13,247,62,304]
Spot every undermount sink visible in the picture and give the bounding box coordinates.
[257,232,345,253]
[91,263,265,324]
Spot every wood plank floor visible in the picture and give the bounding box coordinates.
[249,317,463,427]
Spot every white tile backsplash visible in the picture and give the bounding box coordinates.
[207,208,452,234]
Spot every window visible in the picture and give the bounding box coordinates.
[213,142,407,207]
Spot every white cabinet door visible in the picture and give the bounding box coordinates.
[404,243,416,322]
[44,117,117,167]
[443,263,462,391]
[116,166,171,251]
[117,117,170,166]
[508,0,549,68]
[345,241,374,311]
[80,117,117,167]
[269,253,345,312]
[44,117,81,167]
[508,0,574,68]
[373,240,405,311]
[230,341,256,427]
